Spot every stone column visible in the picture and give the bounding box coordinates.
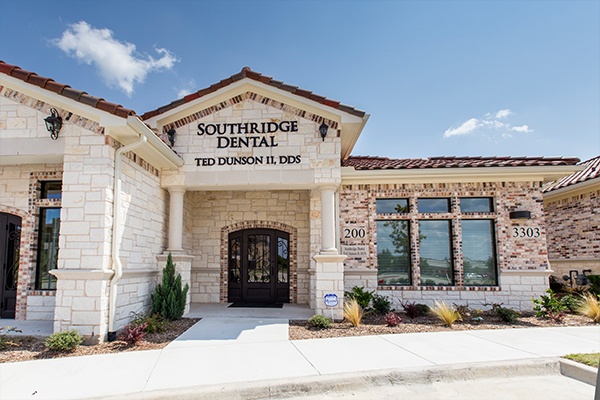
[320,185,337,254]
[311,185,345,319]
[167,187,185,253]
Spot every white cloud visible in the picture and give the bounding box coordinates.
[444,109,532,139]
[443,118,481,137]
[511,124,532,133]
[495,109,512,119]
[53,21,177,96]
[176,79,197,98]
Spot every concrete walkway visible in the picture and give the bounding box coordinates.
[0,317,598,400]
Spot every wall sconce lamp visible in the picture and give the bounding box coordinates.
[509,210,531,219]
[167,128,176,147]
[319,122,328,141]
[44,108,63,140]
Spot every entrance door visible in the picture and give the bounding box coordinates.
[228,229,289,304]
[0,213,21,319]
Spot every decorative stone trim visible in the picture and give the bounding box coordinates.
[0,86,103,134]
[500,269,552,276]
[377,285,501,291]
[120,269,159,279]
[50,269,114,280]
[27,290,56,297]
[164,92,340,136]
[220,220,298,303]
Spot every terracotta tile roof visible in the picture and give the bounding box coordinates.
[543,155,600,192]
[141,67,366,120]
[0,60,135,118]
[343,156,581,170]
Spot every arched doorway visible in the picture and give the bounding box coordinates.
[0,213,21,319]
[228,229,289,304]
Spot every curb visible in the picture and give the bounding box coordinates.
[101,358,563,400]
[559,358,599,386]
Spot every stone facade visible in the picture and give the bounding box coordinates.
[339,181,550,310]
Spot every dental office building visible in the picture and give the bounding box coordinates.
[0,61,581,342]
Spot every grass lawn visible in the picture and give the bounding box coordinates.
[563,353,600,368]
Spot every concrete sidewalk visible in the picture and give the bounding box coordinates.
[0,319,598,400]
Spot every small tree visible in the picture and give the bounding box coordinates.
[151,253,189,320]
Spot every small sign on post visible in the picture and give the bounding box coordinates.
[324,293,339,321]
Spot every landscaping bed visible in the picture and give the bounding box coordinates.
[289,312,595,340]
[0,318,199,364]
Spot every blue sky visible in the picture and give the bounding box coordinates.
[2,0,598,160]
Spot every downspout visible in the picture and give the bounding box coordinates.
[107,134,147,341]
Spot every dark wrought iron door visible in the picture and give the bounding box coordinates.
[0,213,21,319]
[228,229,289,304]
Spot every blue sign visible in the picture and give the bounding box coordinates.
[324,293,339,307]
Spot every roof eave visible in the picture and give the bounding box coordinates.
[341,165,583,185]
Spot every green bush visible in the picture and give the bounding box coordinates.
[45,330,83,352]
[307,314,332,329]
[491,304,520,323]
[372,294,392,315]
[130,312,167,334]
[344,286,374,310]
[533,289,569,318]
[587,275,600,295]
[151,253,189,321]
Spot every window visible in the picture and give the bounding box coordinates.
[35,180,62,290]
[460,197,493,213]
[376,196,497,287]
[376,220,410,285]
[462,220,497,286]
[419,220,453,286]
[418,198,449,213]
[36,208,60,290]
[376,199,409,214]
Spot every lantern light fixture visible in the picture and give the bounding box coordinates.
[44,108,63,140]
[319,122,328,141]
[167,128,176,147]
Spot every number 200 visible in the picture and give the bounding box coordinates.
[344,228,366,239]
[512,227,540,238]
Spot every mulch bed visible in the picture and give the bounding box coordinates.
[0,318,200,364]
[288,312,596,340]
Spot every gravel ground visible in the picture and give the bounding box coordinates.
[1,313,595,363]
[288,312,596,340]
[0,318,200,364]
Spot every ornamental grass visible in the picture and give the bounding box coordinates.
[576,293,600,323]
[430,300,460,328]
[343,298,364,327]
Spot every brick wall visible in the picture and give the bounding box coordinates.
[339,181,550,310]
[544,186,600,276]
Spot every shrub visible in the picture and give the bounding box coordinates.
[372,294,392,315]
[576,293,600,323]
[586,275,600,296]
[152,253,189,321]
[131,312,167,334]
[343,298,364,327]
[45,330,83,352]
[491,304,520,323]
[119,323,147,344]
[344,286,373,310]
[401,301,429,319]
[0,326,20,350]
[532,289,569,318]
[307,314,332,329]
[430,301,460,327]
[453,304,471,321]
[384,312,402,327]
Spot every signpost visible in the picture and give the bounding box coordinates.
[324,293,339,321]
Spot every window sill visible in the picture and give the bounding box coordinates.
[377,285,501,291]
[28,290,56,296]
